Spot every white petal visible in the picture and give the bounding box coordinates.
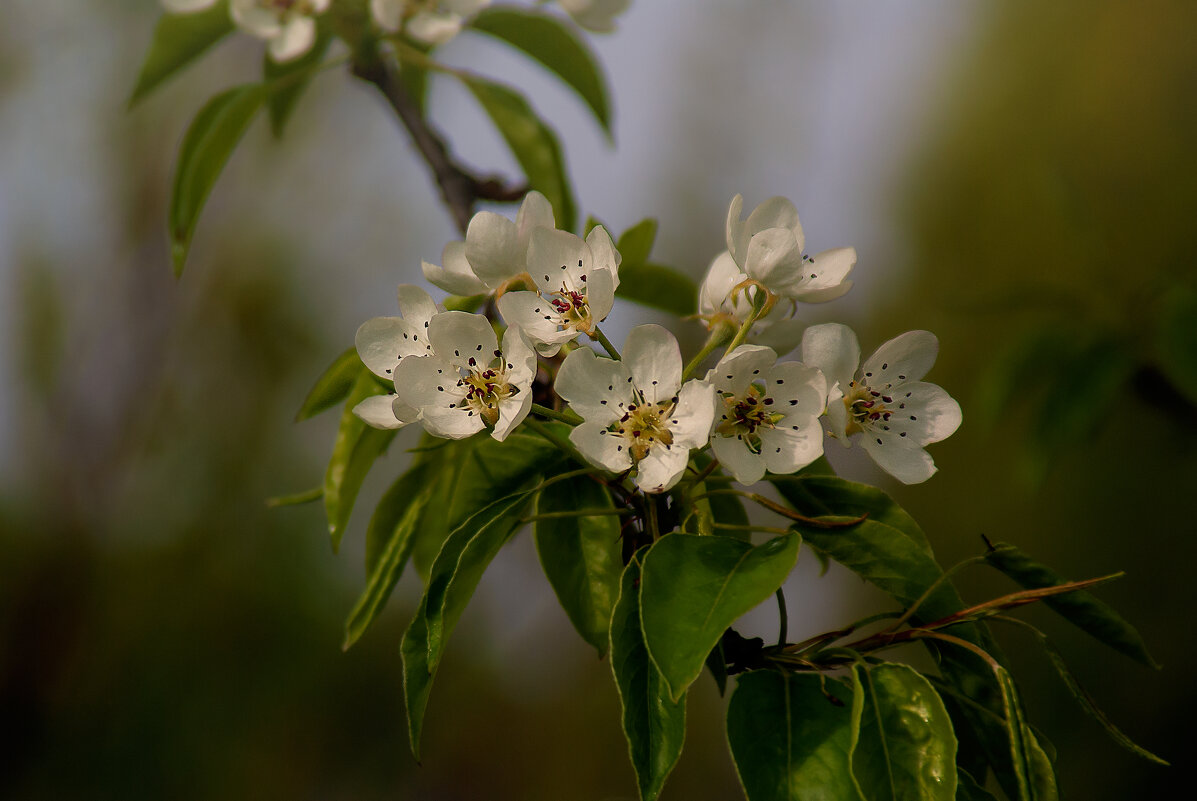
[881,382,962,446]
[370,0,402,31]
[428,311,498,369]
[406,12,463,45]
[422,242,487,296]
[801,323,860,397]
[268,16,316,63]
[584,266,616,324]
[698,251,745,317]
[792,247,856,303]
[394,354,460,411]
[766,361,827,414]
[711,345,777,397]
[493,390,532,442]
[162,0,219,12]
[746,196,802,252]
[554,346,632,426]
[310,0,331,11]
[353,394,408,430]
[760,421,824,476]
[465,211,521,288]
[711,434,766,486]
[515,190,555,244]
[825,384,850,442]
[725,194,747,266]
[500,326,538,389]
[355,317,426,378]
[862,330,939,387]
[635,446,690,493]
[586,225,622,289]
[496,291,567,355]
[862,435,937,484]
[623,324,682,403]
[528,228,590,293]
[743,227,803,293]
[558,0,630,32]
[422,405,486,440]
[231,1,280,37]
[570,421,632,473]
[396,284,440,328]
[669,380,717,449]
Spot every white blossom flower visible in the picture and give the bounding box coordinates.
[707,345,826,485]
[556,0,630,33]
[353,284,441,430]
[801,323,962,484]
[725,194,856,303]
[371,0,490,46]
[393,312,536,441]
[697,251,806,356]
[231,0,330,62]
[555,325,717,493]
[422,190,555,295]
[161,0,219,12]
[496,226,620,356]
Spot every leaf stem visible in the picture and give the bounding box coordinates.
[775,588,788,648]
[530,402,582,425]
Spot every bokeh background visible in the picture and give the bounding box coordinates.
[2,1,1194,798]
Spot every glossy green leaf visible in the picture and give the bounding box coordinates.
[263,26,332,137]
[401,487,539,758]
[324,371,395,552]
[769,473,932,551]
[463,75,576,232]
[727,670,865,801]
[617,218,658,266]
[343,462,437,650]
[169,83,266,276]
[296,348,364,422]
[640,532,800,701]
[615,263,698,317]
[852,663,959,801]
[469,7,612,137]
[534,475,623,656]
[1156,284,1197,404]
[985,542,1159,668]
[129,2,233,106]
[956,769,998,801]
[993,666,1059,801]
[610,548,686,801]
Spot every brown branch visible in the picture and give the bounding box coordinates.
[350,51,524,235]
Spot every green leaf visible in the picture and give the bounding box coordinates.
[401,487,539,758]
[617,218,658,266]
[1156,284,1197,404]
[956,769,998,801]
[769,473,933,552]
[324,371,395,552]
[442,293,489,312]
[469,7,612,138]
[296,348,365,422]
[993,666,1059,801]
[534,475,623,656]
[584,215,606,237]
[265,486,323,508]
[609,548,686,801]
[852,663,959,801]
[129,2,233,107]
[727,671,865,801]
[263,25,332,137]
[169,83,266,276]
[343,462,437,650]
[615,263,698,317]
[985,542,1159,668]
[463,75,576,232]
[640,532,800,701]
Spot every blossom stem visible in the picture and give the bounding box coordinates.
[681,323,735,381]
[720,290,770,358]
[530,402,582,426]
[589,325,622,360]
[775,588,789,648]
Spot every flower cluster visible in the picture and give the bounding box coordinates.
[354,192,961,491]
[163,0,331,62]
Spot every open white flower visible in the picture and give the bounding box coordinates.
[801,323,962,484]
[393,312,535,441]
[353,284,441,430]
[422,190,555,296]
[556,0,630,33]
[725,194,856,303]
[371,0,490,46]
[162,0,219,12]
[697,251,806,356]
[496,226,620,356]
[555,325,716,493]
[231,0,330,62]
[707,345,826,485]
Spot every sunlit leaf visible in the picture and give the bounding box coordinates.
[129,2,233,106]
[169,83,266,276]
[615,263,698,317]
[609,548,685,801]
[324,371,394,552]
[617,218,658,266]
[463,75,576,232]
[640,532,800,701]
[993,665,1059,801]
[296,347,364,422]
[470,7,612,137]
[263,25,332,137]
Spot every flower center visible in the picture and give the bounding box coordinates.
[716,384,782,453]
[548,283,594,333]
[454,360,518,426]
[842,380,894,436]
[611,400,675,462]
